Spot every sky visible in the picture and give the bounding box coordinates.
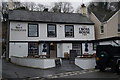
[4,0,119,10]
[7,0,93,10]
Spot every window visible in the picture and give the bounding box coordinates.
[118,24,120,32]
[47,24,56,37]
[93,42,99,50]
[100,26,104,34]
[28,43,39,56]
[28,24,38,37]
[65,25,74,37]
[72,43,82,56]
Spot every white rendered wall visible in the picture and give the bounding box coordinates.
[57,43,63,58]
[10,22,95,41]
[11,56,56,69]
[75,58,96,69]
[62,43,72,57]
[56,43,72,58]
[9,43,28,58]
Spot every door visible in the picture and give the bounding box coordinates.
[49,43,57,58]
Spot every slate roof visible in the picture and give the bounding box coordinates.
[93,9,119,22]
[8,10,94,24]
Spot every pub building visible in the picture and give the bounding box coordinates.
[6,10,96,69]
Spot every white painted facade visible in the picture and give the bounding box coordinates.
[9,21,95,58]
[10,22,95,41]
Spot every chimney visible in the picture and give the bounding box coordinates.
[8,0,14,10]
[80,4,87,16]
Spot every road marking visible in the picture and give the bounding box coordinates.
[47,69,99,78]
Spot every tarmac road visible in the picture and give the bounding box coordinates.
[2,59,82,79]
[2,58,120,80]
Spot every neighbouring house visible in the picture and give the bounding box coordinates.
[89,9,120,49]
[6,10,96,59]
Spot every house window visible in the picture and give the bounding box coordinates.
[28,42,39,56]
[100,26,104,33]
[118,24,120,32]
[65,25,74,37]
[100,26,104,34]
[47,24,56,37]
[28,24,38,37]
[72,43,82,56]
[93,42,99,50]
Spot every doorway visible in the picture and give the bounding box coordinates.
[49,43,57,58]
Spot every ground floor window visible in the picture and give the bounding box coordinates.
[93,42,99,50]
[72,43,82,56]
[28,42,39,56]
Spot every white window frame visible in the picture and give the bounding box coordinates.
[100,25,104,34]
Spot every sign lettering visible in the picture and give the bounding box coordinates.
[79,27,90,35]
[11,24,26,31]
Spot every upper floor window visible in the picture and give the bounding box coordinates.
[100,26,104,34]
[47,24,56,37]
[65,25,74,37]
[118,24,120,32]
[28,24,38,37]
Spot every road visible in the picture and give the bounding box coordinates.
[1,59,120,80]
[2,59,82,79]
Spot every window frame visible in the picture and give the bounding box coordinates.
[28,23,39,37]
[28,42,39,56]
[93,42,99,50]
[100,25,104,34]
[47,24,57,37]
[65,25,74,37]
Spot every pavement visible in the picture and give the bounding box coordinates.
[2,58,82,79]
[2,58,120,80]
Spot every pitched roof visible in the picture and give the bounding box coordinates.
[92,9,119,22]
[8,10,94,24]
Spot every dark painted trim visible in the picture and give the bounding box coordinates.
[9,20,94,25]
[28,23,39,37]
[65,25,74,38]
[7,20,10,59]
[9,37,120,43]
[9,40,89,43]
[56,43,57,58]
[47,24,57,37]
[80,43,83,56]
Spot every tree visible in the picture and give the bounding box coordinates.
[27,2,36,11]
[13,1,21,9]
[35,3,45,11]
[51,2,74,13]
[88,2,120,14]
